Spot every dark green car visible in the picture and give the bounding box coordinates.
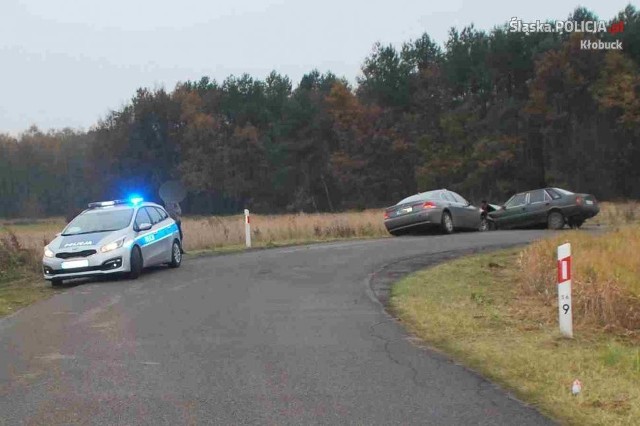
[488,187,599,230]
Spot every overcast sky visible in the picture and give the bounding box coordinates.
[0,0,631,134]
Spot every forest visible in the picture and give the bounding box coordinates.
[1,6,638,218]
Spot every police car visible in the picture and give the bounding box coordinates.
[42,197,182,286]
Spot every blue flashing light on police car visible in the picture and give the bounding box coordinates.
[129,195,144,205]
[42,197,182,287]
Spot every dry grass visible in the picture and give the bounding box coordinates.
[391,248,640,426]
[0,230,57,316]
[591,201,640,228]
[0,230,43,280]
[519,225,640,334]
[182,210,387,250]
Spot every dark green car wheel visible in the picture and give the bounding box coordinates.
[547,211,565,230]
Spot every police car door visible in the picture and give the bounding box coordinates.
[143,207,166,266]
[134,207,155,266]
[152,207,174,262]
[147,206,172,263]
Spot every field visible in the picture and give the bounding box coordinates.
[183,209,388,252]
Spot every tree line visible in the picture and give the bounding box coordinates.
[1,5,639,218]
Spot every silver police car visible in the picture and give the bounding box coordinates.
[43,198,182,286]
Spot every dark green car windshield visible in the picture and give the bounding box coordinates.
[553,188,574,196]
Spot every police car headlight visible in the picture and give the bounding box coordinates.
[44,246,54,258]
[100,236,126,253]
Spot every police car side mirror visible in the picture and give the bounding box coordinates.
[137,222,152,232]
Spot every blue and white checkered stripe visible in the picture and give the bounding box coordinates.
[135,222,179,247]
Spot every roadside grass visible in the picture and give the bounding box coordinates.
[185,236,384,258]
[591,201,640,228]
[182,210,388,251]
[390,227,640,426]
[519,226,640,331]
[0,278,60,317]
[0,231,56,317]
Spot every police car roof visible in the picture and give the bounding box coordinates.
[87,200,162,210]
[83,205,132,214]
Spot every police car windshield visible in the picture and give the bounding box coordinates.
[62,208,134,236]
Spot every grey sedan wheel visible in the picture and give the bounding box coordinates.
[547,211,565,230]
[441,212,454,234]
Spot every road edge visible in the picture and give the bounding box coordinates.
[365,241,557,423]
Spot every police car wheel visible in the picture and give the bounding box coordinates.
[129,246,143,279]
[169,240,182,268]
[51,278,63,287]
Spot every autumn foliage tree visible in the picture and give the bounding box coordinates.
[1,5,638,218]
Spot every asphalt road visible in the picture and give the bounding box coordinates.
[0,230,557,425]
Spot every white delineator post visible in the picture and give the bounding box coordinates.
[244,209,251,248]
[557,243,573,338]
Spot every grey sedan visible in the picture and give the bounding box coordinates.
[383,189,486,235]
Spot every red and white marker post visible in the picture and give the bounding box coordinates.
[557,243,573,338]
[244,209,252,248]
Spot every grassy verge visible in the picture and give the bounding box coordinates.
[181,210,388,251]
[186,236,382,257]
[592,201,640,228]
[391,229,640,425]
[0,278,62,317]
[0,231,57,317]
